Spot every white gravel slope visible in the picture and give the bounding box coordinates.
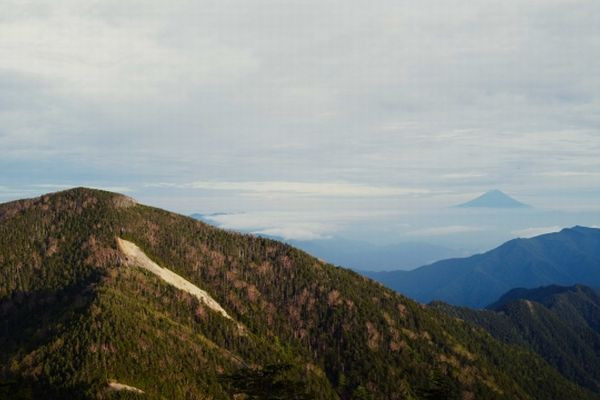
[108,381,144,393]
[117,238,232,320]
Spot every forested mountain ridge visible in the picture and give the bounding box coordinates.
[0,188,593,399]
[365,226,600,308]
[433,284,600,393]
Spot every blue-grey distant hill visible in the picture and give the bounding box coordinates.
[364,226,600,308]
[285,238,460,271]
[457,189,530,208]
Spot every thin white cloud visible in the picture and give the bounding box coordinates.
[32,184,75,189]
[88,186,133,193]
[147,181,431,198]
[511,226,562,238]
[440,173,487,180]
[407,226,483,237]
[535,171,600,178]
[197,208,417,241]
[31,184,132,193]
[252,227,330,241]
[202,211,339,241]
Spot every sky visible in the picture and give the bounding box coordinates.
[1,0,599,246]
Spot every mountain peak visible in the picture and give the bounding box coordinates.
[456,190,530,208]
[0,187,136,221]
[486,284,582,310]
[3,189,590,399]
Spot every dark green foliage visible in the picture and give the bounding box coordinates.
[416,370,461,400]
[220,362,311,399]
[433,284,600,394]
[0,188,594,399]
[0,378,91,400]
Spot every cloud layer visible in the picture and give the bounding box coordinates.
[1,0,599,241]
[511,226,562,238]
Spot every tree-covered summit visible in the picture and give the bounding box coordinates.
[0,188,594,399]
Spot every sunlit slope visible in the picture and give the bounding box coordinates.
[0,188,593,399]
[434,284,600,393]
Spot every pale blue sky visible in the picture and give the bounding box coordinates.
[1,0,599,244]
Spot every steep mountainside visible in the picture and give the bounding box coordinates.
[365,226,600,308]
[433,285,600,393]
[0,188,593,399]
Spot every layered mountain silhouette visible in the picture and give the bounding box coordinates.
[457,190,530,208]
[0,188,592,399]
[433,284,600,392]
[365,226,600,308]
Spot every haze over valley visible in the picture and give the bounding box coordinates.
[193,190,600,271]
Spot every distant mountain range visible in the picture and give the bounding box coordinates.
[0,188,591,399]
[190,215,463,271]
[364,226,600,308]
[457,190,530,208]
[283,238,461,271]
[433,284,600,393]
